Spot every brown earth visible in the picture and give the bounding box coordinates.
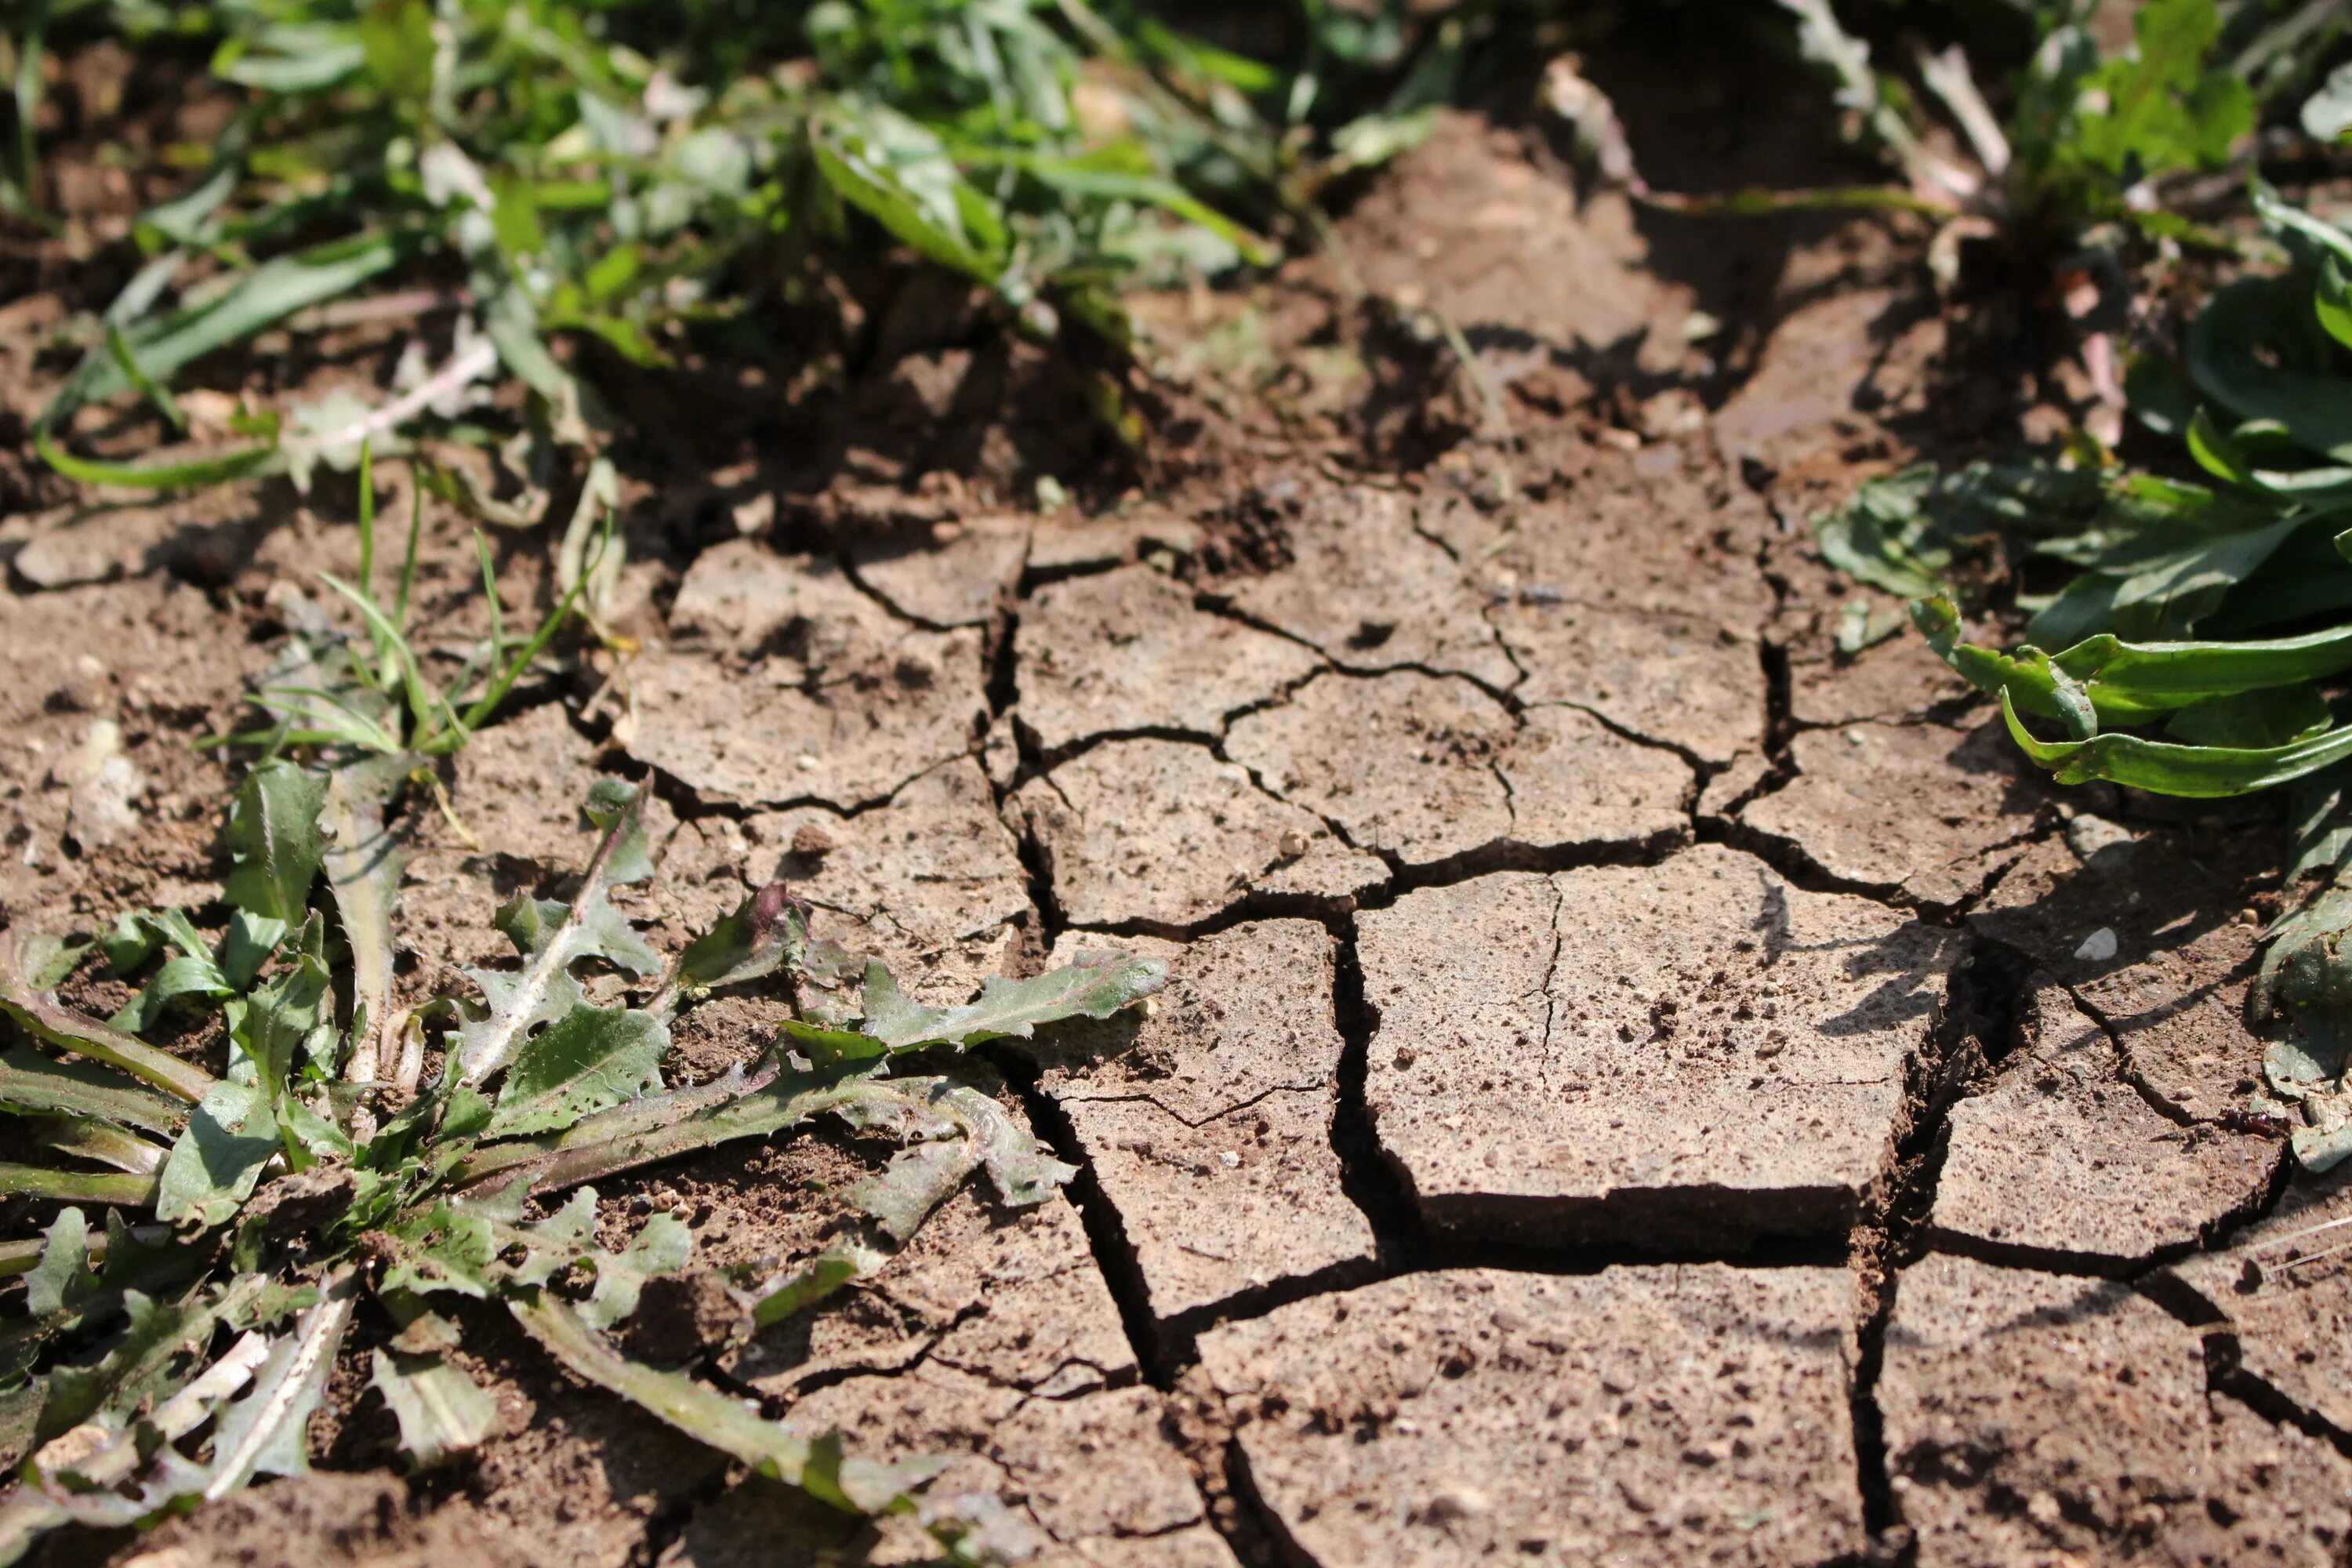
[2,41,2339,1568]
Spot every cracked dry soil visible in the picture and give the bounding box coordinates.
[4,86,2347,1568]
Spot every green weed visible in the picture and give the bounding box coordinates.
[11,0,1463,493]
[1818,187,2352,1169]
[0,772,1164,1561]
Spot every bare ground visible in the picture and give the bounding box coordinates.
[2,46,2343,1568]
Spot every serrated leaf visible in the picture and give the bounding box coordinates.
[194,1283,356,1496]
[369,1349,499,1469]
[486,1004,666,1138]
[509,1292,946,1515]
[580,1213,691,1330]
[859,952,1168,1051]
[155,1082,279,1229]
[381,1200,497,1299]
[223,761,330,927]
[26,1210,96,1320]
[455,781,660,1086]
[837,1078,1073,1243]
[234,916,333,1091]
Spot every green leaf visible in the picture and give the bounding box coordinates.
[381,1199,497,1299]
[197,1283,357,1493]
[26,1210,97,1319]
[0,1048,187,1135]
[61,234,401,411]
[234,916,332,1091]
[2165,686,2332,749]
[1998,687,2352,797]
[224,762,329,926]
[455,781,659,1086]
[1921,602,2352,726]
[508,1293,946,1515]
[155,1082,279,1229]
[670,879,800,999]
[358,0,434,101]
[369,1349,499,1469]
[486,1004,666,1139]
[858,953,1168,1051]
[579,1213,691,1331]
[748,1241,882,1329]
[2188,277,2352,465]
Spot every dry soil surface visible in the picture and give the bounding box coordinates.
[1,78,2338,1568]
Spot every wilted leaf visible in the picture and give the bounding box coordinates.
[858,952,1168,1051]
[321,760,405,1083]
[455,780,660,1086]
[369,1348,499,1468]
[26,1210,97,1320]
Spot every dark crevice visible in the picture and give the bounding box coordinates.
[988,1044,1170,1386]
[1847,931,2038,1554]
[1190,593,1525,711]
[1329,920,1425,1269]
[1760,635,1795,760]
[630,1458,735,1568]
[2179,1322,2352,1461]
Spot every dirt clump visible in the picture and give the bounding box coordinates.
[1015,922,1377,1334]
[1013,564,1319,757]
[1930,985,2278,1269]
[1014,739,1385,931]
[1227,670,1690,872]
[1196,1265,1864,1567]
[1359,844,1958,1247]
[1735,719,2047,907]
[1879,1252,2352,1567]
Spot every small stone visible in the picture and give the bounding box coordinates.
[2074,927,2119,962]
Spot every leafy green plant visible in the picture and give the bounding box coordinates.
[14,0,1465,497]
[1816,188,2352,1167]
[0,773,1165,1562]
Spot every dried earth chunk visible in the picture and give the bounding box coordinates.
[1014,565,1319,756]
[1737,720,2042,906]
[771,1369,1232,1568]
[1931,986,2277,1267]
[1013,923,1376,1331]
[624,637,984,811]
[1787,634,1973,728]
[1359,844,1955,1246]
[1968,826,2275,988]
[1213,489,1518,691]
[665,539,900,659]
[1490,599,1762,765]
[1016,739,1385,931]
[2165,1167,2352,1436]
[1880,1252,2352,1568]
[1225,671,1690,869]
[1196,1266,1863,1568]
[2073,921,2266,1120]
[845,514,1029,627]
